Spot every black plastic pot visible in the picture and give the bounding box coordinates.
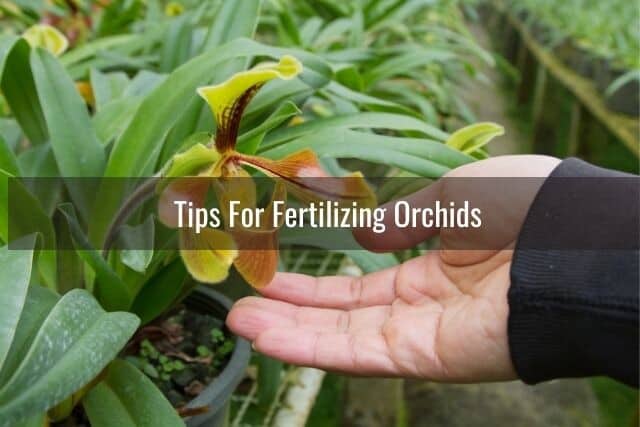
[529,19,553,45]
[553,39,574,63]
[515,8,530,23]
[565,43,597,79]
[594,59,640,116]
[604,67,640,116]
[594,57,613,91]
[183,287,251,427]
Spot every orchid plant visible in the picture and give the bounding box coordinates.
[158,55,375,288]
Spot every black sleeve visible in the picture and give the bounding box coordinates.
[508,158,639,387]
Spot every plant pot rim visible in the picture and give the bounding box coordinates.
[182,286,251,426]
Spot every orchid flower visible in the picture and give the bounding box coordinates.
[22,24,69,56]
[165,2,185,17]
[158,55,374,288]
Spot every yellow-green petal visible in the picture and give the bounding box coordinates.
[179,229,237,285]
[161,143,219,181]
[165,1,185,16]
[196,55,303,152]
[197,55,302,118]
[445,122,504,155]
[22,24,69,57]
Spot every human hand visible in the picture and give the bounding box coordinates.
[226,155,560,382]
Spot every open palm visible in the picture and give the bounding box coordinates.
[227,251,515,381]
[226,156,560,382]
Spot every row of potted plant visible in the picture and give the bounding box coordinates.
[502,0,639,116]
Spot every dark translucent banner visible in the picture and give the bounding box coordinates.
[6,176,639,251]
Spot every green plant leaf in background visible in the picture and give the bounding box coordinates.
[159,14,193,72]
[261,128,473,178]
[445,122,505,155]
[236,101,301,154]
[257,354,283,411]
[57,204,132,311]
[16,144,62,214]
[0,171,55,247]
[0,236,35,370]
[0,135,20,177]
[0,285,58,388]
[83,359,185,427]
[130,257,189,325]
[30,47,106,219]
[119,214,155,274]
[260,112,450,151]
[202,0,261,50]
[0,37,48,145]
[0,288,139,427]
[0,171,57,288]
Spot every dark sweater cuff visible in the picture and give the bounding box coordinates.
[508,158,639,387]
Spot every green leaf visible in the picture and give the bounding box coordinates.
[93,97,143,145]
[299,17,324,47]
[261,112,449,151]
[159,14,193,72]
[369,0,433,30]
[30,48,106,221]
[445,122,505,154]
[276,7,302,46]
[124,70,166,98]
[0,285,58,386]
[13,414,46,427]
[57,204,132,311]
[60,34,142,67]
[83,359,185,427]
[130,258,188,325]
[0,171,56,252]
[325,81,418,116]
[119,215,155,274]
[0,290,139,427]
[30,49,106,175]
[363,48,456,86]
[202,0,261,49]
[16,145,62,214]
[0,118,21,151]
[313,18,352,50]
[257,354,283,410]
[52,209,84,294]
[261,128,472,177]
[89,68,130,111]
[0,35,19,75]
[0,236,35,371]
[0,171,57,288]
[335,64,364,92]
[0,38,48,145]
[0,135,20,177]
[236,101,301,153]
[375,81,439,124]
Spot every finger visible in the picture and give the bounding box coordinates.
[259,269,400,310]
[226,296,390,341]
[354,180,443,252]
[253,328,398,375]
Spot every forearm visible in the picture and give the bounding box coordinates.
[508,158,639,387]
